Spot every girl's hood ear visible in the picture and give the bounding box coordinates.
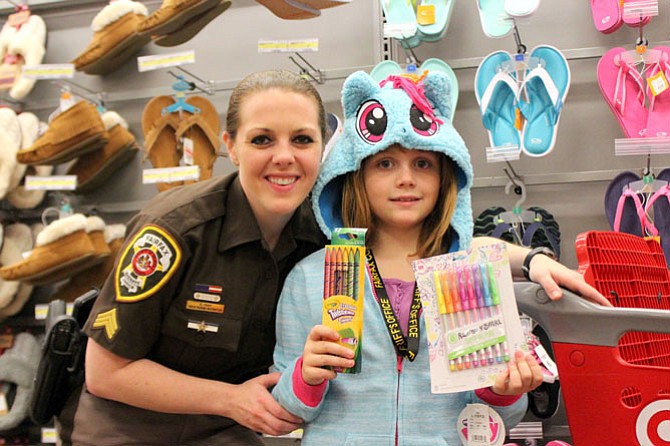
[341,71,381,118]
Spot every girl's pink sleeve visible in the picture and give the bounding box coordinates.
[292,357,327,407]
[475,387,522,407]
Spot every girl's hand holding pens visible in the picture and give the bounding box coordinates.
[302,325,356,386]
[491,351,544,396]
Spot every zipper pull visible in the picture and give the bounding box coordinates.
[397,355,403,373]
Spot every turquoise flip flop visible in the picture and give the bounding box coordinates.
[419,58,458,121]
[369,60,403,82]
[477,0,513,38]
[520,45,571,157]
[416,0,455,42]
[475,50,520,149]
[379,0,421,48]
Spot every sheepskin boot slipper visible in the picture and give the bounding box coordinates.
[68,111,139,194]
[16,101,109,165]
[0,107,21,200]
[0,214,98,286]
[138,0,221,38]
[255,0,322,19]
[177,95,221,185]
[142,95,183,191]
[84,216,111,261]
[6,112,39,196]
[152,0,231,47]
[51,224,125,303]
[0,19,19,90]
[72,0,151,76]
[6,164,54,209]
[0,332,41,432]
[7,14,46,100]
[0,223,32,309]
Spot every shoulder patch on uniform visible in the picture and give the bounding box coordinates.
[92,308,119,340]
[115,225,182,303]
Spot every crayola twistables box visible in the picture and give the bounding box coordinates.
[322,228,367,373]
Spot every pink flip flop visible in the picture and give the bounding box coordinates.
[597,47,649,138]
[590,0,622,34]
[622,0,652,28]
[645,46,670,137]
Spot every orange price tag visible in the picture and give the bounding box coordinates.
[416,4,436,25]
[0,63,20,90]
[648,70,669,97]
[7,10,31,28]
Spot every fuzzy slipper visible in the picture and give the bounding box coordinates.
[142,95,184,191]
[0,107,21,200]
[589,0,622,33]
[7,112,39,195]
[51,224,125,303]
[16,101,109,165]
[138,0,223,37]
[84,216,111,261]
[255,0,321,20]
[597,47,648,138]
[153,0,231,47]
[68,111,139,194]
[6,14,46,100]
[0,223,34,319]
[0,332,41,432]
[0,214,98,286]
[6,164,54,209]
[177,95,221,185]
[72,0,151,76]
[645,46,670,138]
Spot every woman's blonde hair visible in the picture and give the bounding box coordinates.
[341,151,458,258]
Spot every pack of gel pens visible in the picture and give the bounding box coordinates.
[412,242,526,393]
[322,228,367,374]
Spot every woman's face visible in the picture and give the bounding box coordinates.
[363,145,441,234]
[224,88,323,225]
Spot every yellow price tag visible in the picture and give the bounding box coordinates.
[648,70,669,97]
[416,4,436,25]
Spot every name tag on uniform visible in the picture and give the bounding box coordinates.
[193,292,221,303]
[186,300,225,314]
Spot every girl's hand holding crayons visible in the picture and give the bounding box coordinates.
[302,325,356,386]
[491,351,544,396]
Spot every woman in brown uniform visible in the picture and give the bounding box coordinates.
[69,70,328,445]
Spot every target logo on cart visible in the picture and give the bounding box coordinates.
[636,400,670,445]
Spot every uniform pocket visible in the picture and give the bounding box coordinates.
[161,302,242,352]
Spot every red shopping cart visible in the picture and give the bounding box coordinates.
[515,230,670,446]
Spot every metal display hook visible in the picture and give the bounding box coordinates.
[51,79,107,110]
[288,52,324,84]
[170,66,214,96]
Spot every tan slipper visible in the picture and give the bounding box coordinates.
[16,101,109,165]
[68,111,139,194]
[300,0,351,9]
[0,214,98,286]
[142,95,184,191]
[177,95,221,184]
[72,0,151,76]
[255,0,321,20]
[153,0,231,47]
[138,0,221,37]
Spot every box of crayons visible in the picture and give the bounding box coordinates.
[322,228,366,374]
[411,242,526,393]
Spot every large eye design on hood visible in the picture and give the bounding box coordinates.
[356,100,387,144]
[410,105,439,137]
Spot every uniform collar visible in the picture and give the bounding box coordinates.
[218,176,324,253]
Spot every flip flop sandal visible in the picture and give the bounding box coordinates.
[0,108,21,200]
[138,0,222,37]
[474,206,508,236]
[589,0,622,33]
[73,1,151,75]
[142,95,184,191]
[504,0,540,18]
[5,14,46,100]
[255,0,321,20]
[153,0,231,47]
[416,0,455,42]
[370,60,402,82]
[519,45,570,157]
[604,171,644,235]
[647,168,670,267]
[475,50,520,149]
[419,58,458,121]
[477,0,513,38]
[522,221,561,259]
[68,112,139,194]
[527,324,561,419]
[175,95,221,185]
[597,47,649,138]
[645,46,670,138]
[622,0,651,28]
[379,0,421,48]
[16,101,109,166]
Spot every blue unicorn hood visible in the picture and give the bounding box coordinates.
[312,70,474,250]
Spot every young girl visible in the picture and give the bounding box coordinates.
[272,70,607,445]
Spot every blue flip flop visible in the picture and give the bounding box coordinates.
[604,171,644,237]
[369,60,403,83]
[416,0,455,42]
[379,0,421,48]
[520,45,571,157]
[475,50,520,149]
[477,0,513,38]
[419,58,458,121]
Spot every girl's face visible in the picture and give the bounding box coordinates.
[363,145,441,233]
[224,89,322,226]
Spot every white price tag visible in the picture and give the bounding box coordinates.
[21,64,75,79]
[137,51,195,72]
[25,175,77,191]
[142,166,200,184]
[182,137,194,165]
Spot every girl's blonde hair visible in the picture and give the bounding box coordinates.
[341,151,458,258]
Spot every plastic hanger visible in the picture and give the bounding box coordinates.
[163,75,200,115]
[625,156,668,194]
